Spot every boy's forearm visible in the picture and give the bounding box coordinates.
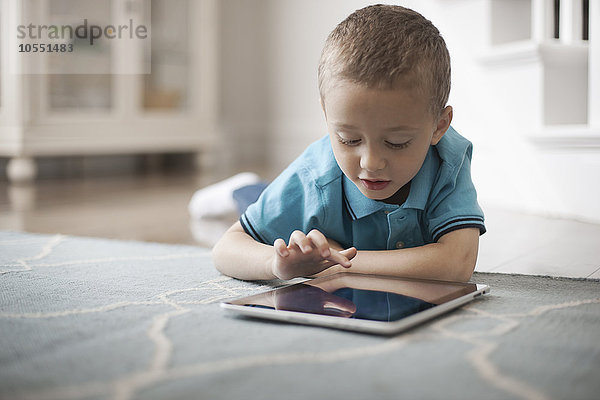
[348,245,471,282]
[212,226,277,281]
[329,229,480,282]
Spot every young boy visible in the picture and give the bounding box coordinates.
[213,5,485,283]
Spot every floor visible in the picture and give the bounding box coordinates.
[1,172,598,279]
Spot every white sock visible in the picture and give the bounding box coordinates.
[188,172,261,218]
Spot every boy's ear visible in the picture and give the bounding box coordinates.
[431,106,453,145]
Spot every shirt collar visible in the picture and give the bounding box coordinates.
[343,146,437,220]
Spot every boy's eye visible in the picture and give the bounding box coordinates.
[336,135,361,146]
[386,140,411,149]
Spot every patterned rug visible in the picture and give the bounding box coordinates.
[1,231,599,400]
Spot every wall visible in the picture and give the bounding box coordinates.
[218,0,270,175]
[264,0,376,170]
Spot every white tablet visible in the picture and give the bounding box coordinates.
[222,272,490,335]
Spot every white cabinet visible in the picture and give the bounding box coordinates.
[481,0,597,129]
[0,0,220,182]
[471,0,600,222]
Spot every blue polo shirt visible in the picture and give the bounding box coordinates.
[240,127,485,250]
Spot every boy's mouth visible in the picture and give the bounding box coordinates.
[360,179,391,191]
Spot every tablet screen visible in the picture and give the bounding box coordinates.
[227,273,479,323]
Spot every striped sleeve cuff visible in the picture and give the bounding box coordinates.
[432,217,486,242]
[240,213,268,244]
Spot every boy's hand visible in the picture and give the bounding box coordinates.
[271,230,357,280]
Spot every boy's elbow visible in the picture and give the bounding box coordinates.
[211,236,230,276]
[454,262,475,283]
[434,244,477,282]
[211,244,223,274]
[437,228,480,282]
[211,245,222,271]
[451,247,478,282]
[211,221,246,276]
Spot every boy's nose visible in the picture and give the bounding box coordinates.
[360,148,386,172]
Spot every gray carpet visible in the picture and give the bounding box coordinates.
[1,231,599,400]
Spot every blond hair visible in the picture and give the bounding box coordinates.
[318,4,451,116]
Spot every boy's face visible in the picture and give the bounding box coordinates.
[322,80,451,202]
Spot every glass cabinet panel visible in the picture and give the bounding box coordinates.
[47,0,112,110]
[49,75,112,110]
[143,0,189,111]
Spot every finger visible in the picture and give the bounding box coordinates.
[289,230,313,254]
[324,248,352,268]
[339,247,357,261]
[273,238,289,257]
[306,229,330,258]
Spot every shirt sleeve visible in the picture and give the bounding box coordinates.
[240,164,325,246]
[426,146,486,243]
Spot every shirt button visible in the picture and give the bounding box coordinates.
[384,211,391,215]
[395,241,405,249]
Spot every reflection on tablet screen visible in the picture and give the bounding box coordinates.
[331,288,435,321]
[239,274,477,323]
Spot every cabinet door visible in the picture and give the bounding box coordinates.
[142,0,190,111]
[46,0,113,110]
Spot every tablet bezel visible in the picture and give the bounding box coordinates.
[221,272,490,335]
